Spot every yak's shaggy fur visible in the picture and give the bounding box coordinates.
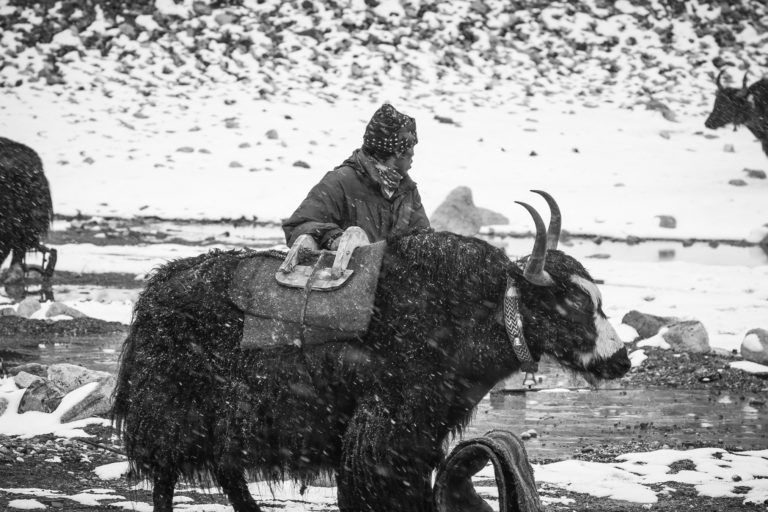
[0,137,53,269]
[113,229,626,512]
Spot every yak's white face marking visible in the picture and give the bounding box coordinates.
[570,275,624,365]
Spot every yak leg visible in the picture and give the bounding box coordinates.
[338,399,439,512]
[152,469,178,512]
[0,248,10,269]
[214,466,262,512]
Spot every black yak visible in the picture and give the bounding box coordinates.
[113,192,631,512]
[705,70,768,157]
[0,137,56,297]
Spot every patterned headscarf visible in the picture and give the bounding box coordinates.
[362,103,418,157]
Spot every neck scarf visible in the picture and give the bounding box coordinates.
[354,149,403,199]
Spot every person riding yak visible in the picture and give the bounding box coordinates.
[282,103,431,250]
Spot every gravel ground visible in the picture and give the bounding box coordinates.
[622,347,768,394]
[1,424,766,511]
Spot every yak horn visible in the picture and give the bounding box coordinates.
[515,201,555,287]
[716,69,726,91]
[742,71,749,89]
[531,189,561,250]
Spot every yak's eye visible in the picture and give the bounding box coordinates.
[565,295,591,312]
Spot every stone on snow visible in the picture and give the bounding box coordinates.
[430,186,508,236]
[661,320,710,354]
[621,310,678,340]
[740,328,768,365]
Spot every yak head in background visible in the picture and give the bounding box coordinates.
[705,70,755,130]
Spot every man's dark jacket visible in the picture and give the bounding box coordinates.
[282,152,430,247]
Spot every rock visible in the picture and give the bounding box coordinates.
[728,179,747,186]
[657,215,676,228]
[16,297,41,318]
[0,307,16,316]
[293,160,311,168]
[118,22,137,38]
[18,380,66,414]
[662,320,710,353]
[8,363,48,377]
[214,12,237,25]
[0,397,7,416]
[229,161,242,168]
[13,371,45,389]
[523,428,538,438]
[192,1,212,16]
[744,168,766,179]
[434,115,457,125]
[265,129,279,139]
[430,186,508,236]
[47,363,113,394]
[740,328,768,365]
[724,144,735,153]
[45,302,87,319]
[621,310,677,340]
[60,375,116,423]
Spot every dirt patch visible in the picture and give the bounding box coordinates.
[0,316,127,338]
[621,347,768,393]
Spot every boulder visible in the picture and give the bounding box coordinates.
[47,363,112,394]
[15,297,41,318]
[13,371,45,389]
[744,168,766,179]
[0,397,7,416]
[18,380,65,414]
[45,302,87,319]
[430,186,509,236]
[740,328,768,365]
[8,363,48,377]
[661,320,710,353]
[657,215,676,228]
[621,310,678,340]
[60,376,116,423]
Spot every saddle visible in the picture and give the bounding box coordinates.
[229,228,386,349]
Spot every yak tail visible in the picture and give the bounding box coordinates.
[110,327,138,435]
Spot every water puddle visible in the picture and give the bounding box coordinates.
[489,236,768,267]
[467,387,767,461]
[0,333,125,375]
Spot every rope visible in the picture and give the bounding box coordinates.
[296,251,332,396]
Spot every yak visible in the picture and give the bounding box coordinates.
[705,70,768,157]
[0,137,56,297]
[112,191,631,512]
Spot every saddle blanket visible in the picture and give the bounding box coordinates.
[228,241,386,349]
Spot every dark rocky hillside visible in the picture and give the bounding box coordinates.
[0,0,765,109]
